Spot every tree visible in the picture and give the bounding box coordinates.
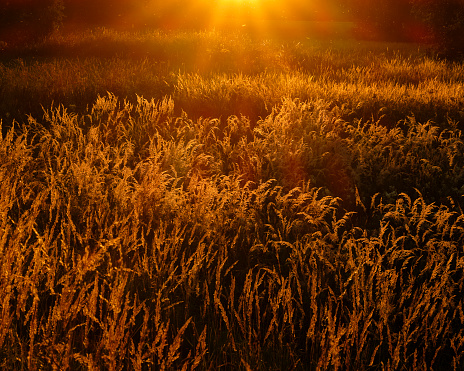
[347,0,414,41]
[0,0,65,44]
[410,0,464,58]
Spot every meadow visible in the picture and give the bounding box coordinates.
[1,28,464,370]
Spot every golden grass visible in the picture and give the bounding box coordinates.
[1,87,464,369]
[1,28,463,126]
[1,28,464,370]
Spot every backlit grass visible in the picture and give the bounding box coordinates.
[1,28,464,370]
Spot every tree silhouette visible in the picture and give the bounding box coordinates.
[0,0,65,44]
[411,0,464,58]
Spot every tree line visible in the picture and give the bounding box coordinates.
[348,0,464,56]
[0,0,463,57]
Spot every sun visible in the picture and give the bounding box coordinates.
[138,0,343,38]
[213,0,263,16]
[139,0,268,30]
[208,0,268,27]
[220,0,260,4]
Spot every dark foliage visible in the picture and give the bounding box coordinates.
[0,0,65,43]
[410,0,464,59]
[346,0,464,58]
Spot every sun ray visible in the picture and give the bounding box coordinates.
[137,0,350,41]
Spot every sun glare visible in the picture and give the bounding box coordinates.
[207,0,278,34]
[220,0,258,4]
[139,0,346,40]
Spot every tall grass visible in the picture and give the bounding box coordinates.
[1,28,464,369]
[1,28,463,127]
[1,88,464,369]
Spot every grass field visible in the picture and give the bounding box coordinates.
[1,28,464,370]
